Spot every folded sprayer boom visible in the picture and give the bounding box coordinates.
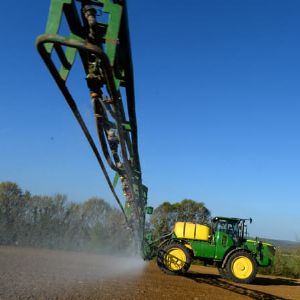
[36,0,150,254]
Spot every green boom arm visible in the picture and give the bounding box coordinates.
[36,0,149,254]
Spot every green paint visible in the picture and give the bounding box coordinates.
[59,34,83,81]
[113,172,120,188]
[45,0,71,52]
[244,240,274,266]
[213,231,234,259]
[102,0,122,65]
[171,217,275,268]
[190,240,215,258]
[122,122,131,131]
[145,206,153,215]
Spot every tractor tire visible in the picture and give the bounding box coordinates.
[225,250,257,284]
[218,267,228,279]
[157,243,191,275]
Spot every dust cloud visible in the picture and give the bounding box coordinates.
[0,246,148,299]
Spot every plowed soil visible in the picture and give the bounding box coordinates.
[0,246,299,300]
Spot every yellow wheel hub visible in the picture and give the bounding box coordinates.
[232,256,253,279]
[164,248,186,271]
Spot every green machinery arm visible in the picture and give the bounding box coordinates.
[36,0,149,253]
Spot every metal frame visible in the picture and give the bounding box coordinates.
[36,0,148,251]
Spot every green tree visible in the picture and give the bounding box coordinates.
[0,182,26,244]
[150,199,210,239]
[0,181,145,254]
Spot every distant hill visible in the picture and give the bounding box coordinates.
[251,237,300,249]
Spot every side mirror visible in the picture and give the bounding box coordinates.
[250,217,252,224]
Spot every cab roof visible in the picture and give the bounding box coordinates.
[213,216,244,222]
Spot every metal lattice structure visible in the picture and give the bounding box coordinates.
[36,0,150,253]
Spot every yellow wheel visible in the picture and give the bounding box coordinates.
[226,251,257,283]
[232,256,253,279]
[157,243,191,275]
[164,247,187,271]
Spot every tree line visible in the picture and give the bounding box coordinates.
[0,182,131,253]
[0,181,210,253]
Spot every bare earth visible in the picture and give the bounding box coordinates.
[0,247,299,300]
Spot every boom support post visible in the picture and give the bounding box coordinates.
[36,0,148,254]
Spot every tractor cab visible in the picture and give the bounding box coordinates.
[211,216,252,244]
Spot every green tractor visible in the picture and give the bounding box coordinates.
[154,217,275,283]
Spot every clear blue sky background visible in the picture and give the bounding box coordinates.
[0,0,300,241]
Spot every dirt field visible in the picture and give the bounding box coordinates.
[0,246,299,300]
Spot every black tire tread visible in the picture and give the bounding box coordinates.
[157,243,191,275]
[225,250,257,284]
[218,267,228,279]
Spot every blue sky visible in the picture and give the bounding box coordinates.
[1,0,300,241]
